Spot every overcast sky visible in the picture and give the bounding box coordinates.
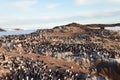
[0,0,120,29]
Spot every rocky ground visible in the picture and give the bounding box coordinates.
[0,23,120,80]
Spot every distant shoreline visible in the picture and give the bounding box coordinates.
[0,30,36,37]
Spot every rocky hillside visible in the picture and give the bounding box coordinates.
[0,23,120,80]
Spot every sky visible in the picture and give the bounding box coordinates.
[0,0,120,29]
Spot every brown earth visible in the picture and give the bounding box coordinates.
[0,22,120,79]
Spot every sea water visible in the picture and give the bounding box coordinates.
[0,30,36,37]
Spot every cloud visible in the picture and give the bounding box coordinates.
[45,3,59,9]
[107,0,120,3]
[0,12,120,30]
[0,16,59,25]
[0,9,120,25]
[74,0,99,5]
[75,0,88,5]
[11,0,38,11]
[74,0,120,5]
[72,9,120,20]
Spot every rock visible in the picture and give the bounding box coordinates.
[0,28,6,32]
[13,28,23,31]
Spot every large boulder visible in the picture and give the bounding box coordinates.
[96,60,120,80]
